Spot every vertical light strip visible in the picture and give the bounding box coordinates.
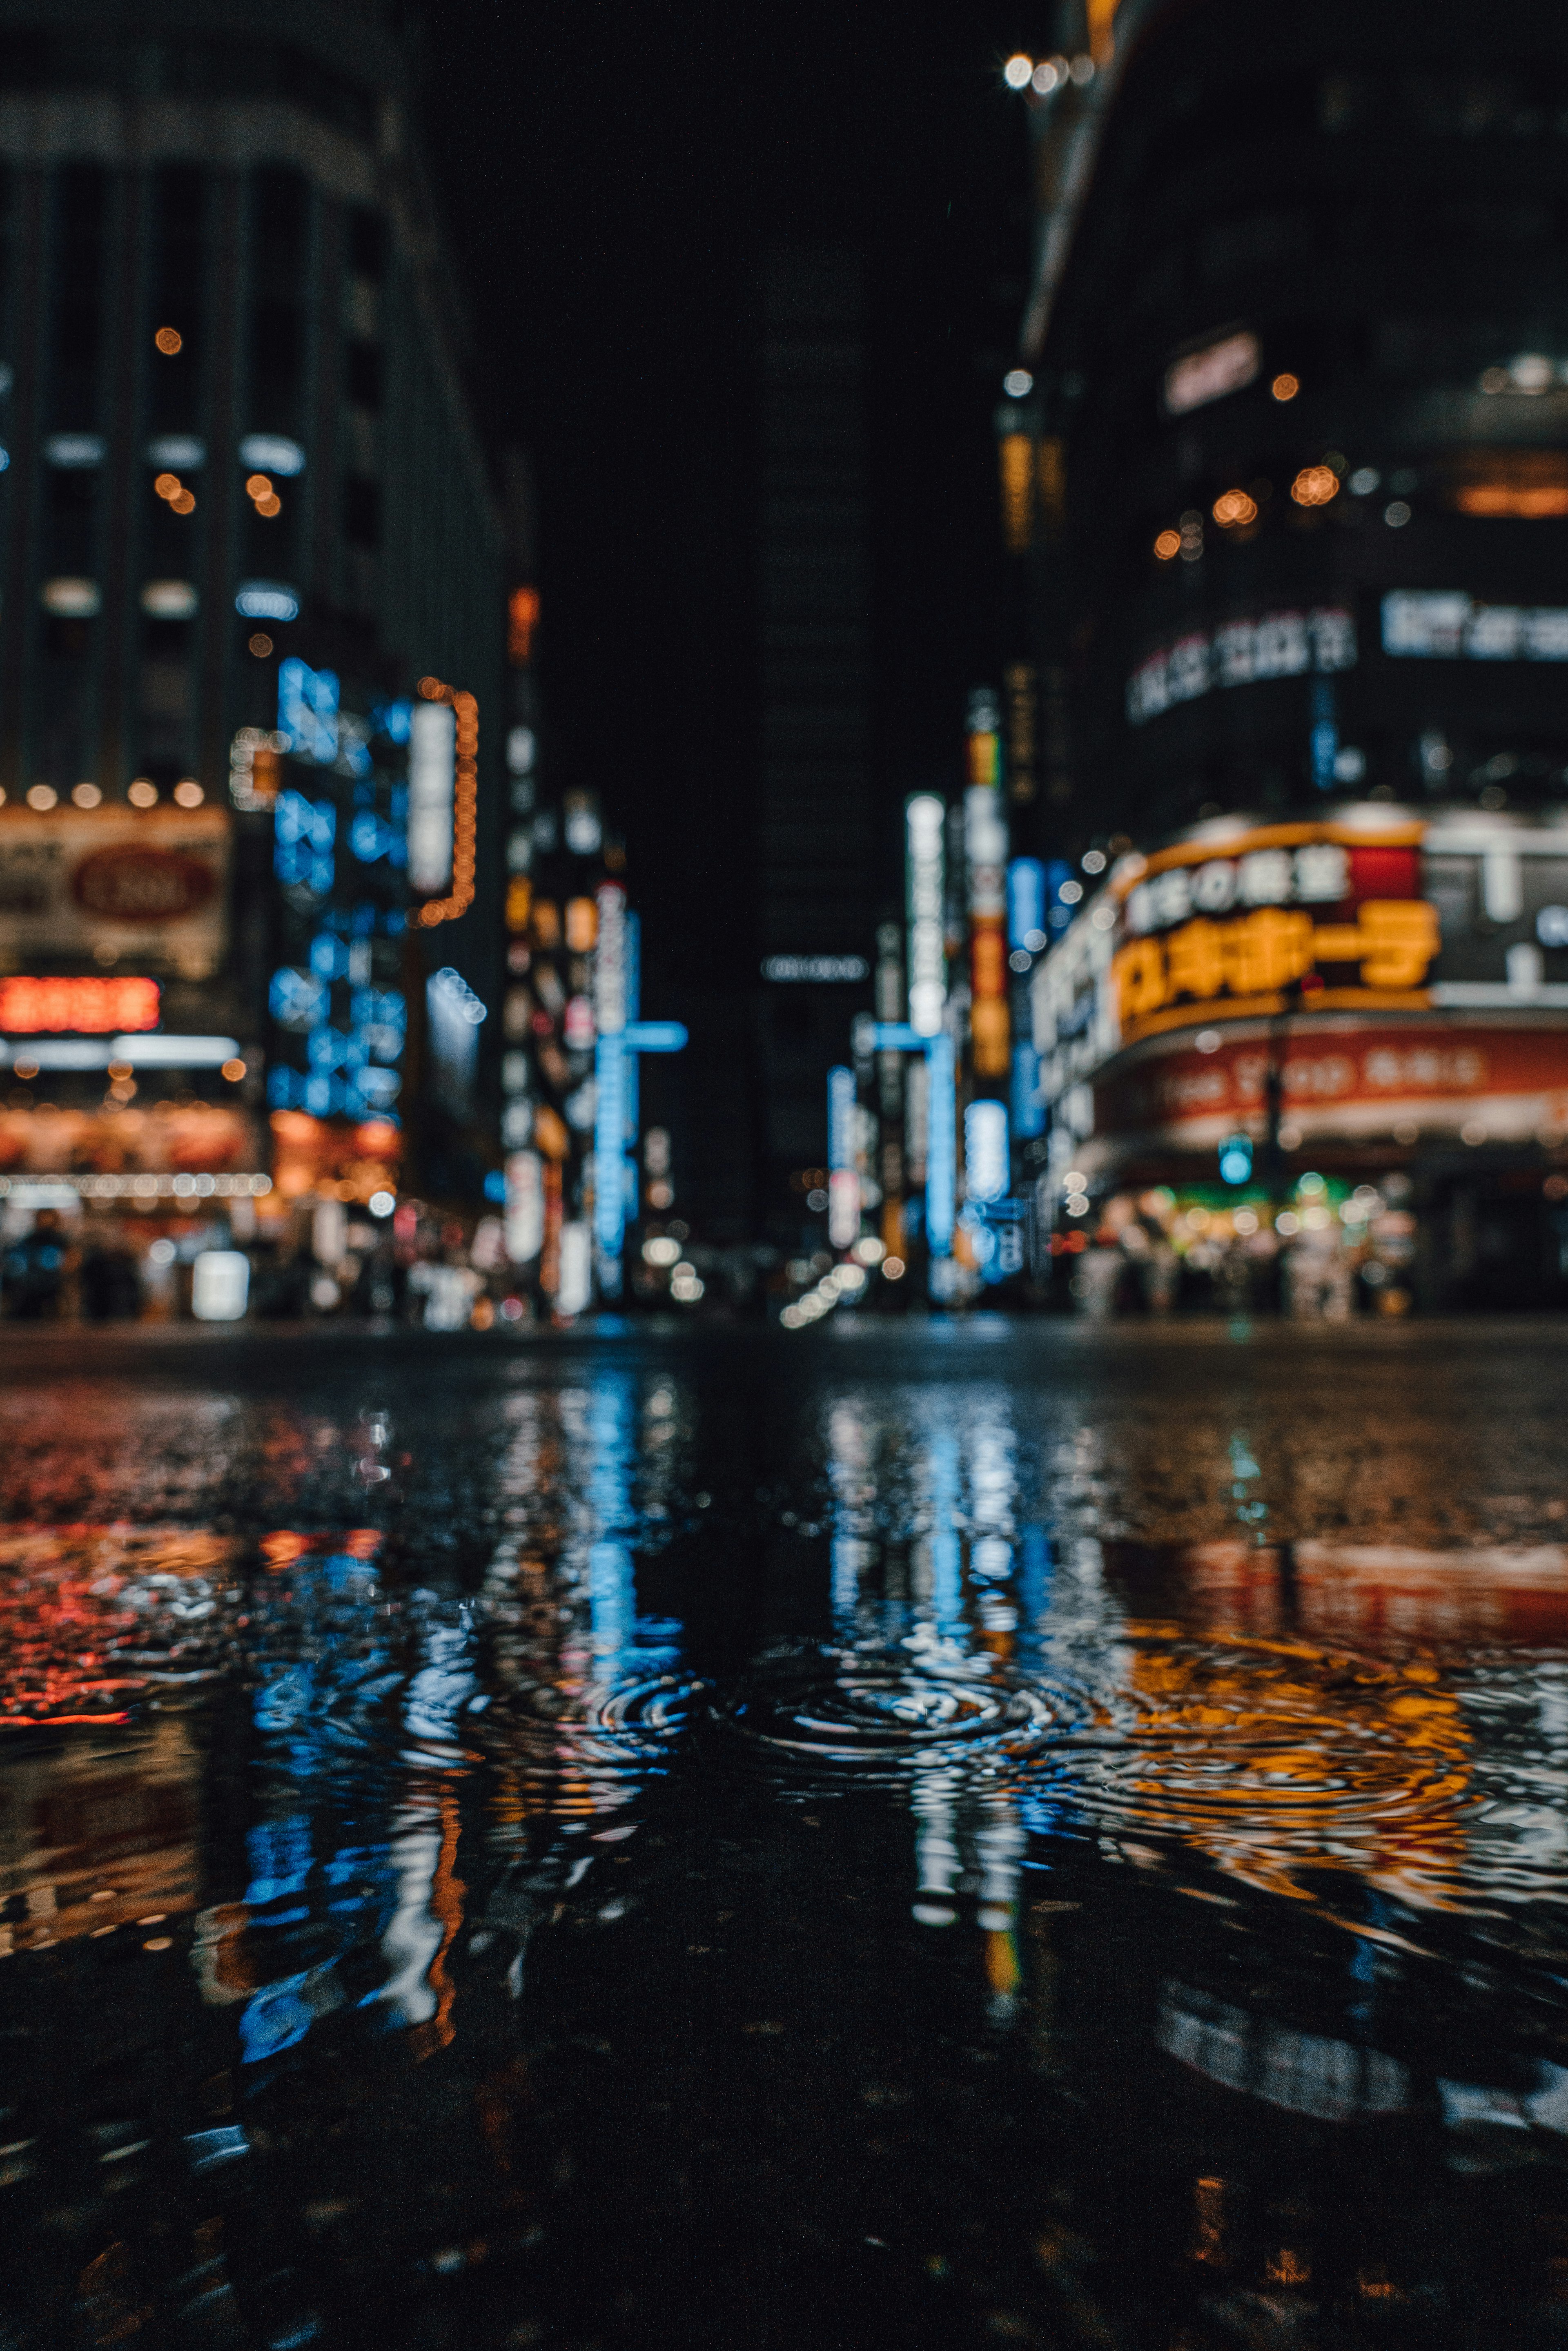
[414,680,479,927]
[926,1032,956,1257]
[594,882,629,1290]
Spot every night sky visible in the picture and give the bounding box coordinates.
[420,0,1031,1004]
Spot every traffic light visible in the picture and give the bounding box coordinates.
[1219,1132,1253,1186]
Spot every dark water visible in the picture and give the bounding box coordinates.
[4,1321,1568,2348]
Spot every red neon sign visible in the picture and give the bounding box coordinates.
[0,975,161,1034]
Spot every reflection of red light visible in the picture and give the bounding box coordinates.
[344,1530,382,1559]
[354,1120,401,1156]
[0,974,160,1033]
[393,1203,418,1241]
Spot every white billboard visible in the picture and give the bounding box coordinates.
[0,806,231,978]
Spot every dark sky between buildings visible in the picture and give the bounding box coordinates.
[419,0,1031,1001]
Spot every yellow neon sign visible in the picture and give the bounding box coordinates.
[1114,900,1439,1032]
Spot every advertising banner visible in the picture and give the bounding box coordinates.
[1097,1021,1568,1146]
[0,807,231,979]
[1109,820,1437,1047]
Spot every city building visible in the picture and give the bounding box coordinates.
[1007,0,1568,1310]
[0,0,505,1288]
[750,246,878,1243]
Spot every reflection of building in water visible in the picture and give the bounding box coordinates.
[1111,1625,1469,1908]
[0,1520,240,1727]
[1099,1535,1568,1910]
[481,1369,689,1833]
[0,1713,201,1955]
[824,1388,1044,1980]
[1110,1535,1568,1649]
[0,1522,237,1954]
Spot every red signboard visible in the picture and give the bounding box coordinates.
[0,975,160,1034]
[71,845,216,923]
[1098,1021,1568,1139]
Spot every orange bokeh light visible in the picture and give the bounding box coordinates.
[1291,465,1339,507]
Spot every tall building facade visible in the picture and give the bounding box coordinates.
[1012,0,1568,1310]
[0,0,503,1235]
[752,245,877,1239]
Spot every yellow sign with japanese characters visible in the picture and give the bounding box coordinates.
[1110,821,1440,1044]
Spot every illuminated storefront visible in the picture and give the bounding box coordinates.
[1034,811,1568,1308]
[1004,0,1568,1308]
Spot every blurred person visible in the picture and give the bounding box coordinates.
[1285,1235,1353,1322]
[2,1208,71,1320]
[78,1223,141,1321]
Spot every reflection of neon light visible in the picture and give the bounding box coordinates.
[413,684,478,927]
[927,1428,962,1636]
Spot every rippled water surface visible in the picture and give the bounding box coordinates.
[4,1320,1568,2348]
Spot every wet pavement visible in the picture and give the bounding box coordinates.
[3,1319,1568,2348]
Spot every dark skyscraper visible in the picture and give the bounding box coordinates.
[1019,0,1568,1309]
[753,245,875,1234]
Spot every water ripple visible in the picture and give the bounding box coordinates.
[718,1637,1085,1780]
[482,1667,709,1768]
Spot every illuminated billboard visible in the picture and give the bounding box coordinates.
[1108,821,1438,1046]
[904,794,946,1035]
[0,806,230,978]
[0,975,159,1033]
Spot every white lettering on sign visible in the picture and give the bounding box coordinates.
[1382,591,1568,661]
[1128,607,1355,725]
[1127,843,1348,936]
[761,955,869,982]
[1362,1045,1487,1090]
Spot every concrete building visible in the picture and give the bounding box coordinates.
[1010,0,1568,1310]
[0,0,504,1227]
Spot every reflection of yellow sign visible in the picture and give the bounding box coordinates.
[1114,901,1439,1032]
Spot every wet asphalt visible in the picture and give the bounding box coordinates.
[1,1316,1567,2349]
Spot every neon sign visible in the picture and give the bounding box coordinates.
[0,975,160,1033]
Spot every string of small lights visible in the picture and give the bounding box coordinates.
[413,677,478,927]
